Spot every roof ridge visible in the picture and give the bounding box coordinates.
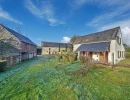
[42,41,71,44]
[0,24,36,46]
[0,24,26,38]
[80,26,120,37]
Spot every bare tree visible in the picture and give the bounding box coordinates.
[70,35,79,44]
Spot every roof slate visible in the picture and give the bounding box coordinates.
[74,27,120,44]
[41,41,72,48]
[0,24,36,46]
[77,42,110,52]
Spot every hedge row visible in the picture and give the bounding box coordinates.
[0,60,7,72]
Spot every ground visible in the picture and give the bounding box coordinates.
[0,56,130,100]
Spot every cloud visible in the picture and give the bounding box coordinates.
[99,20,130,31]
[122,27,130,46]
[61,37,70,43]
[98,19,130,46]
[86,1,130,26]
[0,7,22,25]
[73,0,130,8]
[25,0,65,26]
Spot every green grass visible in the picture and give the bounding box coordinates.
[0,56,130,100]
[126,48,130,52]
[119,58,130,65]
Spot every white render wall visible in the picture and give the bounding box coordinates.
[92,52,100,61]
[108,30,125,64]
[73,44,81,51]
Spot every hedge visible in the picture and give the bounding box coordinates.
[0,60,7,72]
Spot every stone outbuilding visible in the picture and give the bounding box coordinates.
[0,24,37,66]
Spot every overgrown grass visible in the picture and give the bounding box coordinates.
[119,58,130,65]
[0,56,130,100]
[126,48,130,52]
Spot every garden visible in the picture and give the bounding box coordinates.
[0,52,130,100]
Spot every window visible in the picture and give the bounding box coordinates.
[118,51,121,58]
[117,36,121,45]
[122,51,125,58]
[122,51,123,58]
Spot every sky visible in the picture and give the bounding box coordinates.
[0,0,130,46]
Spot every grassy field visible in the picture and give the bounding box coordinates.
[0,56,130,100]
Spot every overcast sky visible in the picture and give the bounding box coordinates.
[0,0,130,46]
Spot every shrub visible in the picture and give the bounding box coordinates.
[78,56,93,75]
[0,60,7,72]
[74,53,78,60]
[126,53,130,58]
[55,54,61,62]
[79,56,85,63]
[62,54,69,63]
[68,54,75,64]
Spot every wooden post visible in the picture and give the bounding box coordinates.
[86,52,89,57]
[59,44,60,52]
[102,52,107,63]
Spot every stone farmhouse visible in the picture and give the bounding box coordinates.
[74,27,125,64]
[41,41,73,55]
[0,24,37,66]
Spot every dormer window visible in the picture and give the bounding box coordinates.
[117,36,121,45]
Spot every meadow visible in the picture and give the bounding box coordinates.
[0,56,130,100]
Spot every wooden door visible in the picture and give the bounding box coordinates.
[100,53,104,62]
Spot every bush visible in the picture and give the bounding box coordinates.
[68,54,75,64]
[79,56,85,63]
[126,53,130,58]
[62,54,69,63]
[0,60,7,72]
[79,56,93,73]
[55,54,61,62]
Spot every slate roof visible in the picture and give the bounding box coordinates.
[41,41,72,48]
[0,24,36,46]
[77,42,110,52]
[74,27,120,44]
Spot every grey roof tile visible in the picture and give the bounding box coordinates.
[77,42,110,52]
[41,41,72,48]
[0,24,36,46]
[74,27,120,44]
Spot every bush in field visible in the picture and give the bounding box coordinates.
[62,54,69,63]
[55,54,61,62]
[68,54,74,64]
[0,60,7,72]
[79,56,85,63]
[78,56,93,75]
[74,53,78,60]
[68,52,77,63]
[126,53,130,58]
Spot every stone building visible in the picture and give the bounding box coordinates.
[41,41,73,55]
[0,24,37,66]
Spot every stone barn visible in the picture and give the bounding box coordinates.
[0,24,37,66]
[41,41,73,55]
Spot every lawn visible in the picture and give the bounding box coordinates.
[0,56,130,100]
